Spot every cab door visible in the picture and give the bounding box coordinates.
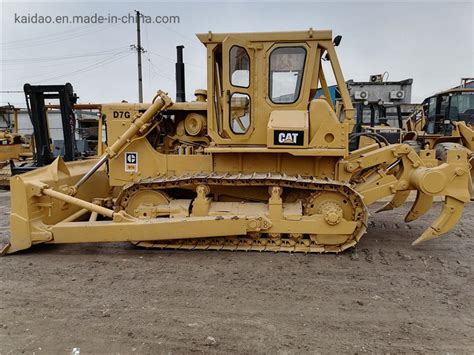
[222,37,255,141]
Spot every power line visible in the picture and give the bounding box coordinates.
[148,50,205,70]
[2,23,119,50]
[0,23,99,45]
[2,23,114,48]
[155,23,203,51]
[2,50,130,84]
[9,51,131,85]
[1,46,130,64]
[29,52,132,83]
[147,57,174,81]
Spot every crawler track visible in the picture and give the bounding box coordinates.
[116,173,369,253]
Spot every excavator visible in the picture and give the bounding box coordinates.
[2,29,471,255]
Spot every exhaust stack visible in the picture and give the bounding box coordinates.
[175,45,186,102]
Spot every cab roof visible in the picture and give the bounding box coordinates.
[196,29,333,45]
[429,87,474,98]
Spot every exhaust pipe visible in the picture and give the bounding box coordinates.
[175,45,186,102]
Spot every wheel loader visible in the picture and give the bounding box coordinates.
[404,80,474,183]
[2,29,472,255]
[405,80,474,149]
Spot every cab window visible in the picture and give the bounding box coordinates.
[230,93,251,134]
[269,47,306,104]
[427,97,437,119]
[438,94,449,118]
[229,46,250,88]
[449,92,474,123]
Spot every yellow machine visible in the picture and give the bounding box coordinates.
[0,106,30,166]
[2,30,472,255]
[0,106,31,187]
[0,131,26,164]
[404,82,474,179]
[405,84,474,147]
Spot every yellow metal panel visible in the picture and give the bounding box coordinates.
[196,30,333,44]
[50,217,248,243]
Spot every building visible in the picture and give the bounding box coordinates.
[346,76,413,104]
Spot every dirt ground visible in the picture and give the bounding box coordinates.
[0,190,472,354]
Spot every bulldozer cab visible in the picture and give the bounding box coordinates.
[197,30,355,149]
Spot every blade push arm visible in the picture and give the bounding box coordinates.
[72,91,173,193]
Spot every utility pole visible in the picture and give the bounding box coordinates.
[134,10,144,103]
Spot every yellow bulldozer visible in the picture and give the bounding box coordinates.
[2,29,472,255]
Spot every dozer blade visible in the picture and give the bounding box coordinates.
[376,191,410,213]
[412,197,465,245]
[404,191,433,222]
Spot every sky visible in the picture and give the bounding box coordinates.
[1,0,473,107]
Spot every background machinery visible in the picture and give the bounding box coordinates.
[405,79,474,150]
[347,76,417,150]
[0,105,31,187]
[404,79,474,189]
[10,83,101,175]
[2,30,472,255]
[350,101,405,150]
[0,105,30,165]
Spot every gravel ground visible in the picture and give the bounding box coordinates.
[0,190,472,354]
